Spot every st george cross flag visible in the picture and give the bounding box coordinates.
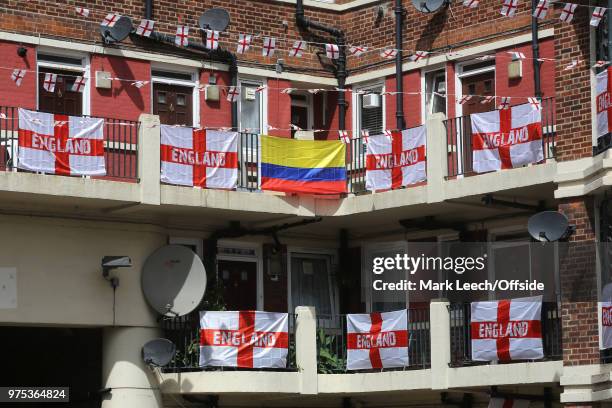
[175,25,189,47]
[326,44,340,59]
[237,34,252,54]
[160,125,238,189]
[365,125,427,192]
[346,309,409,370]
[500,0,518,17]
[262,37,276,57]
[199,310,289,368]
[206,30,220,50]
[560,3,577,23]
[471,295,543,362]
[488,398,530,408]
[43,73,57,93]
[532,0,549,19]
[595,68,612,143]
[11,69,26,87]
[470,103,543,173]
[136,19,154,37]
[18,108,106,176]
[600,302,612,349]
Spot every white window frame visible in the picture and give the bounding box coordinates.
[421,65,448,123]
[287,247,339,325]
[150,63,200,128]
[454,60,496,118]
[352,81,386,138]
[36,47,91,115]
[169,237,204,260]
[216,240,264,310]
[237,76,268,134]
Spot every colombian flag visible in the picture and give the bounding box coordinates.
[260,135,347,194]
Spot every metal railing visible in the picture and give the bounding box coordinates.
[346,135,368,194]
[238,132,259,190]
[161,312,298,372]
[444,97,556,178]
[316,307,431,373]
[0,106,139,181]
[448,302,562,367]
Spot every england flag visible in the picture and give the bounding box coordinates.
[470,103,543,173]
[160,125,238,189]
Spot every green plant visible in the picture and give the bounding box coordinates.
[201,280,226,311]
[317,328,345,373]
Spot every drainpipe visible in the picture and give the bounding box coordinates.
[137,31,238,130]
[395,0,405,130]
[144,0,153,20]
[531,2,542,98]
[608,0,612,63]
[296,0,347,130]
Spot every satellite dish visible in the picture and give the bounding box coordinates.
[528,211,572,242]
[99,16,133,44]
[142,338,176,367]
[411,0,447,13]
[199,8,231,32]
[141,245,206,317]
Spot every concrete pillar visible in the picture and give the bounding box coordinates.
[295,306,317,395]
[102,327,163,408]
[138,114,161,205]
[429,299,450,390]
[425,113,448,203]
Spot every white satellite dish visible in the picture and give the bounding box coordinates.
[141,245,206,317]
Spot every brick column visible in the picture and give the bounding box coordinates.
[558,197,599,366]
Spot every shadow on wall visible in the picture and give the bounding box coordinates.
[414,8,449,52]
[104,57,146,111]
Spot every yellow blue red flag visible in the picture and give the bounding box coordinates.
[260,135,347,194]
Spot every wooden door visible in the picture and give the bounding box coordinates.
[291,106,309,138]
[38,69,83,116]
[461,72,495,115]
[218,260,258,310]
[153,83,193,126]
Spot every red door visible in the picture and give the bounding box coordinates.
[218,260,258,310]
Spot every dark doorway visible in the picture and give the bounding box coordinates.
[218,260,258,310]
[0,326,102,407]
[291,105,309,138]
[461,71,495,115]
[38,69,83,116]
[153,83,193,126]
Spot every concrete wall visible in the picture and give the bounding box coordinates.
[0,214,165,327]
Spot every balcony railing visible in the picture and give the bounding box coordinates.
[161,312,298,372]
[0,106,139,181]
[316,307,431,373]
[444,97,556,178]
[448,302,562,367]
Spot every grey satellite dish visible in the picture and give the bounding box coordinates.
[142,245,207,317]
[528,211,572,242]
[199,8,231,32]
[99,16,133,44]
[411,0,447,13]
[142,338,176,367]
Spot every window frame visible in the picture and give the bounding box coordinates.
[454,59,496,118]
[352,81,385,138]
[421,66,448,123]
[237,76,268,134]
[216,240,264,310]
[287,247,339,324]
[150,63,200,128]
[36,48,90,116]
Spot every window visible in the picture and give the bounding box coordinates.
[424,70,447,119]
[37,51,88,116]
[290,253,337,320]
[354,83,384,136]
[362,242,408,312]
[238,79,265,134]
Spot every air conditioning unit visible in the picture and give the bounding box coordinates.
[362,93,381,109]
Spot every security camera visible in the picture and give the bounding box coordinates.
[102,256,132,288]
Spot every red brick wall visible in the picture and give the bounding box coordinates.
[90,55,151,121]
[558,197,600,366]
[0,41,36,109]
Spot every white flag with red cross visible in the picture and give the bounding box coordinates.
[175,25,189,47]
[471,295,543,362]
[11,69,26,87]
[600,302,612,349]
[365,125,427,192]
[43,73,57,93]
[488,398,530,408]
[136,19,155,37]
[326,44,340,59]
[199,310,289,368]
[237,34,252,54]
[500,0,518,17]
[262,37,276,57]
[206,30,220,50]
[347,309,409,370]
[160,125,238,189]
[560,3,577,23]
[596,67,612,142]
[470,103,543,173]
[18,108,106,176]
